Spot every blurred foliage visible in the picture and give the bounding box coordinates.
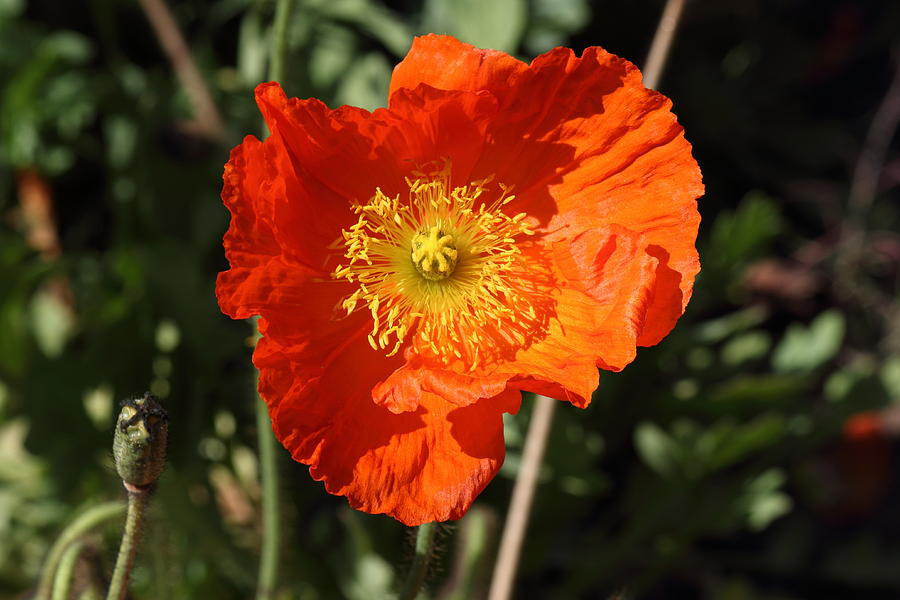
[1,0,900,598]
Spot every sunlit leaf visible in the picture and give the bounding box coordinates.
[422,0,526,53]
[335,52,391,111]
[635,421,680,478]
[772,310,845,373]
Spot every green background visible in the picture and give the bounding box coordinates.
[2,0,900,598]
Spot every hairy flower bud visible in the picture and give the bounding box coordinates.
[113,392,168,490]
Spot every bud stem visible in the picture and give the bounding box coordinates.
[106,488,150,600]
[51,540,84,600]
[35,501,125,600]
[399,522,437,600]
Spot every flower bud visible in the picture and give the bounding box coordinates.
[113,392,168,490]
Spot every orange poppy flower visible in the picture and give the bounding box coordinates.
[217,34,703,525]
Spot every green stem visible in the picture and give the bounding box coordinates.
[252,1,293,595]
[51,540,84,600]
[268,0,294,82]
[399,522,437,600]
[35,502,125,600]
[255,378,280,600]
[106,490,150,600]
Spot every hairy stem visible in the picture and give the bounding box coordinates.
[400,522,437,600]
[255,376,281,600]
[106,489,150,600]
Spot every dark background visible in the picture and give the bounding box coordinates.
[2,0,900,598]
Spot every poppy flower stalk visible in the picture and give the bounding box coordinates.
[254,2,295,599]
[218,33,702,529]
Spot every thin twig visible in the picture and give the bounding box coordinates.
[847,49,900,219]
[834,51,900,343]
[137,0,226,140]
[487,395,557,600]
[487,2,690,595]
[643,0,687,90]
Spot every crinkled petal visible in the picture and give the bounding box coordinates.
[496,225,679,407]
[255,82,499,201]
[256,335,520,525]
[389,34,527,107]
[478,46,700,347]
[217,132,376,368]
[373,355,510,412]
[219,38,703,526]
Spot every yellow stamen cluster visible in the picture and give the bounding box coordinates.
[332,164,551,367]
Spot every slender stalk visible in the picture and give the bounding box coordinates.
[35,502,125,600]
[442,507,494,600]
[255,373,280,600]
[838,54,900,270]
[487,395,557,600]
[253,3,294,597]
[268,0,295,83]
[399,522,437,600]
[847,53,900,219]
[106,489,150,600]
[642,0,687,90]
[137,0,225,139]
[51,540,84,600]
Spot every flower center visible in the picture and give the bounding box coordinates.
[332,162,553,367]
[411,226,458,280]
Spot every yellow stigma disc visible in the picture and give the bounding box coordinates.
[411,225,458,280]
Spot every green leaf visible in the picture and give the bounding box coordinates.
[237,2,268,87]
[879,355,900,403]
[308,23,358,90]
[694,305,768,344]
[524,0,591,54]
[28,287,76,358]
[422,0,527,53]
[705,191,782,276]
[335,52,391,111]
[0,0,24,18]
[635,422,680,478]
[310,0,412,58]
[721,330,771,365]
[707,415,786,471]
[742,469,793,531]
[772,309,845,373]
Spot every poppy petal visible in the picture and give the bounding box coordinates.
[256,334,520,525]
[497,224,675,407]
[373,358,510,411]
[255,82,498,203]
[389,34,527,107]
